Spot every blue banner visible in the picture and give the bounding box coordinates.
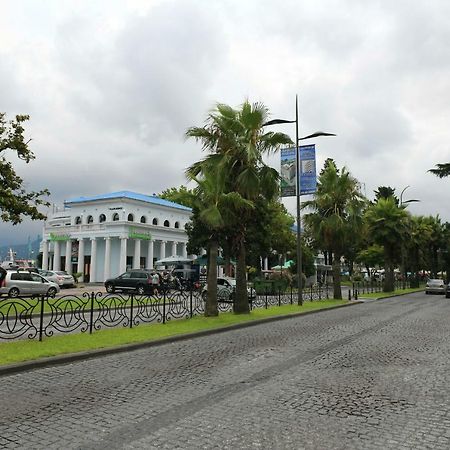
[299,144,316,195]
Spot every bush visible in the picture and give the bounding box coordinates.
[72,272,83,283]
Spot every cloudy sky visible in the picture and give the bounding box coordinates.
[1,0,449,246]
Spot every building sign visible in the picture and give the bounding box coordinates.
[280,147,296,197]
[49,233,71,242]
[128,228,152,240]
[299,144,317,195]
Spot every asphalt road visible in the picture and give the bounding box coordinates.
[1,292,450,449]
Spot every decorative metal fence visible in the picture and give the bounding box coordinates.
[351,280,413,299]
[0,284,333,341]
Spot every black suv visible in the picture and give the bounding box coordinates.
[104,270,152,295]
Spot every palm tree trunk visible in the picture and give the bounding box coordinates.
[233,241,249,314]
[332,254,342,299]
[383,247,395,292]
[205,240,218,317]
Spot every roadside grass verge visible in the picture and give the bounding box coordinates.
[358,287,425,299]
[0,300,347,366]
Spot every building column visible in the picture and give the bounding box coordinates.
[171,241,177,257]
[133,239,141,269]
[77,238,85,281]
[147,240,154,269]
[104,237,111,280]
[42,240,49,270]
[120,237,127,274]
[181,242,187,258]
[160,240,166,260]
[65,240,72,274]
[90,238,97,282]
[53,241,61,271]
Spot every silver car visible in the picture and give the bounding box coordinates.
[425,279,446,295]
[0,270,60,298]
[39,270,75,288]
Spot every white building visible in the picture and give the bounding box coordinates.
[41,191,192,282]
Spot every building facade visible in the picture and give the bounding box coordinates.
[41,191,192,282]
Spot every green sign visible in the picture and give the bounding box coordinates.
[49,233,71,242]
[128,228,152,240]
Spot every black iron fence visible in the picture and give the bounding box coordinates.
[0,284,333,341]
[351,280,414,299]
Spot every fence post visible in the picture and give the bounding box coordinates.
[89,292,95,334]
[290,286,293,305]
[39,295,45,342]
[278,288,281,307]
[190,286,193,318]
[348,289,351,301]
[163,288,166,324]
[129,293,134,329]
[265,286,268,309]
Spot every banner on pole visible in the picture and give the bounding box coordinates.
[299,144,317,195]
[280,147,296,197]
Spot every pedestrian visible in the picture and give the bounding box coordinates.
[151,272,160,296]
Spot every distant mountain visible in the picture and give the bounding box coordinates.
[0,236,41,261]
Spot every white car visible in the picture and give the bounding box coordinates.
[39,270,75,288]
[0,270,60,298]
[202,277,256,301]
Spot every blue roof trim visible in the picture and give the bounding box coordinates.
[65,191,191,212]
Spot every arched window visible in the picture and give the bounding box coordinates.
[127,213,134,222]
[75,216,82,225]
[164,220,170,227]
[87,215,94,224]
[152,218,158,225]
[140,216,146,224]
[174,221,180,229]
[112,213,120,221]
[99,214,106,223]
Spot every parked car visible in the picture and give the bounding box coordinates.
[39,270,75,288]
[202,277,256,301]
[0,269,60,298]
[104,270,153,294]
[446,282,450,299]
[425,279,446,295]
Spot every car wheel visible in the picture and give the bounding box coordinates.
[426,291,430,295]
[446,294,450,298]
[47,287,57,298]
[8,287,20,298]
[105,283,115,293]
[136,285,145,295]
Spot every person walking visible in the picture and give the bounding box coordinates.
[151,272,160,296]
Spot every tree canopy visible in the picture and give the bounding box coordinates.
[0,113,49,224]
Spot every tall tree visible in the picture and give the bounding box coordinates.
[303,163,365,299]
[1,113,50,223]
[186,101,291,314]
[365,197,409,292]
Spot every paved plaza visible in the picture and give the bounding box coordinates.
[1,292,450,449]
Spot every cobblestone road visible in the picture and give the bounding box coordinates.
[1,292,450,449]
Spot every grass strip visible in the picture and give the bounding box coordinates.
[0,300,347,366]
[358,287,425,299]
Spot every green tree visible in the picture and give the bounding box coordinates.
[186,101,292,314]
[429,163,450,178]
[303,163,365,299]
[364,197,409,292]
[1,113,50,224]
[159,185,195,208]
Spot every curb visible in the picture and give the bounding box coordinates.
[358,289,425,301]
[0,301,364,377]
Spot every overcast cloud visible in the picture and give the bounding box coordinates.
[1,0,449,246]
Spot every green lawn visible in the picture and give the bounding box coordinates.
[0,300,347,366]
[357,287,425,299]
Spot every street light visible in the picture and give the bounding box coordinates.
[264,95,335,305]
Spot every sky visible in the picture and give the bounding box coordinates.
[1,0,449,247]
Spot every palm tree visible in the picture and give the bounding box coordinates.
[364,197,409,292]
[303,164,365,299]
[429,163,450,178]
[186,101,292,314]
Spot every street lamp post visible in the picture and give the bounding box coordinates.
[264,95,335,305]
